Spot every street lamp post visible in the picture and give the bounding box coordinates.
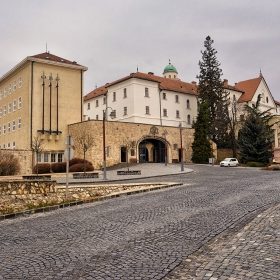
[103,107,116,180]
[179,123,184,171]
[162,130,168,166]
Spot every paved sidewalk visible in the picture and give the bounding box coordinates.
[164,202,280,280]
[54,163,193,184]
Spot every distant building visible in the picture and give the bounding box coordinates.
[84,61,198,128]
[0,52,87,173]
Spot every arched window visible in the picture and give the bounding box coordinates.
[187,114,191,124]
[186,99,190,109]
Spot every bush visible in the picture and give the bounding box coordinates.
[69,163,94,172]
[246,162,266,167]
[32,163,51,174]
[0,151,21,176]
[51,162,67,173]
[69,157,93,167]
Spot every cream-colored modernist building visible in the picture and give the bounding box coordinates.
[0,52,87,173]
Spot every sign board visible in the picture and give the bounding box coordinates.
[64,147,74,161]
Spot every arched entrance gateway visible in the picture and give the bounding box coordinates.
[138,138,167,163]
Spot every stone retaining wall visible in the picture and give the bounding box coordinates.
[0,180,163,216]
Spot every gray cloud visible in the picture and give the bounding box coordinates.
[1,0,280,100]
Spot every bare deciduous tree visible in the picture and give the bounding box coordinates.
[121,139,136,171]
[31,136,45,176]
[72,124,95,173]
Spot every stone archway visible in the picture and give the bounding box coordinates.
[138,137,167,163]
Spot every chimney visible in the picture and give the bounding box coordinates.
[223,79,228,86]
[191,81,197,85]
[148,72,154,75]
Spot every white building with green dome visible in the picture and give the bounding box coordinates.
[163,60,179,79]
[84,61,198,128]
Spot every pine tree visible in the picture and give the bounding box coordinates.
[238,95,274,164]
[197,36,231,148]
[191,101,212,163]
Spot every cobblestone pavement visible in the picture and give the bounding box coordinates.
[0,165,280,279]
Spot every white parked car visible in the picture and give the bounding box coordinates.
[220,158,239,167]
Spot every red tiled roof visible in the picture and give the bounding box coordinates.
[84,72,198,101]
[274,100,280,106]
[31,52,83,66]
[84,85,108,101]
[235,77,262,103]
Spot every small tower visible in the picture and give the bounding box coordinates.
[163,59,178,79]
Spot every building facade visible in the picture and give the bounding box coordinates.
[0,52,87,173]
[84,61,198,128]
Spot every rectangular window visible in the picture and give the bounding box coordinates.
[4,105,6,116]
[0,90,2,100]
[145,87,149,97]
[163,108,167,117]
[4,87,7,97]
[175,95,179,103]
[13,80,16,91]
[3,124,6,135]
[19,77,22,88]
[18,118,21,129]
[113,92,116,101]
[96,115,99,120]
[8,84,12,94]
[124,107,127,115]
[0,108,2,118]
[13,100,16,111]
[3,144,5,149]
[18,97,22,109]
[176,110,180,118]
[96,100,99,107]
[124,88,127,98]
[8,122,10,133]
[37,153,42,163]
[58,153,63,162]
[51,153,56,162]
[131,149,135,156]
[8,103,11,114]
[12,141,16,149]
[12,120,15,131]
[146,106,150,114]
[163,92,166,100]
[44,153,49,162]
[7,143,10,149]
[103,97,106,104]
[87,103,90,110]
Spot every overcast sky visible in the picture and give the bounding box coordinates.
[1,0,280,100]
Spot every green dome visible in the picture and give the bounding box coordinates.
[163,60,178,74]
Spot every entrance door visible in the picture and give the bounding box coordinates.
[121,147,127,162]
[138,139,165,163]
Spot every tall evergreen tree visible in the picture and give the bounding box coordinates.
[191,101,212,163]
[238,94,274,164]
[196,36,231,148]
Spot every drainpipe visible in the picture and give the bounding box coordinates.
[159,87,162,126]
[30,61,34,169]
[81,70,83,122]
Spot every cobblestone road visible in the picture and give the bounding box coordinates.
[0,165,280,279]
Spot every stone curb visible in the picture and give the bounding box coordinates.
[0,182,183,222]
[55,169,194,185]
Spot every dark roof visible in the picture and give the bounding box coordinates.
[31,52,83,66]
